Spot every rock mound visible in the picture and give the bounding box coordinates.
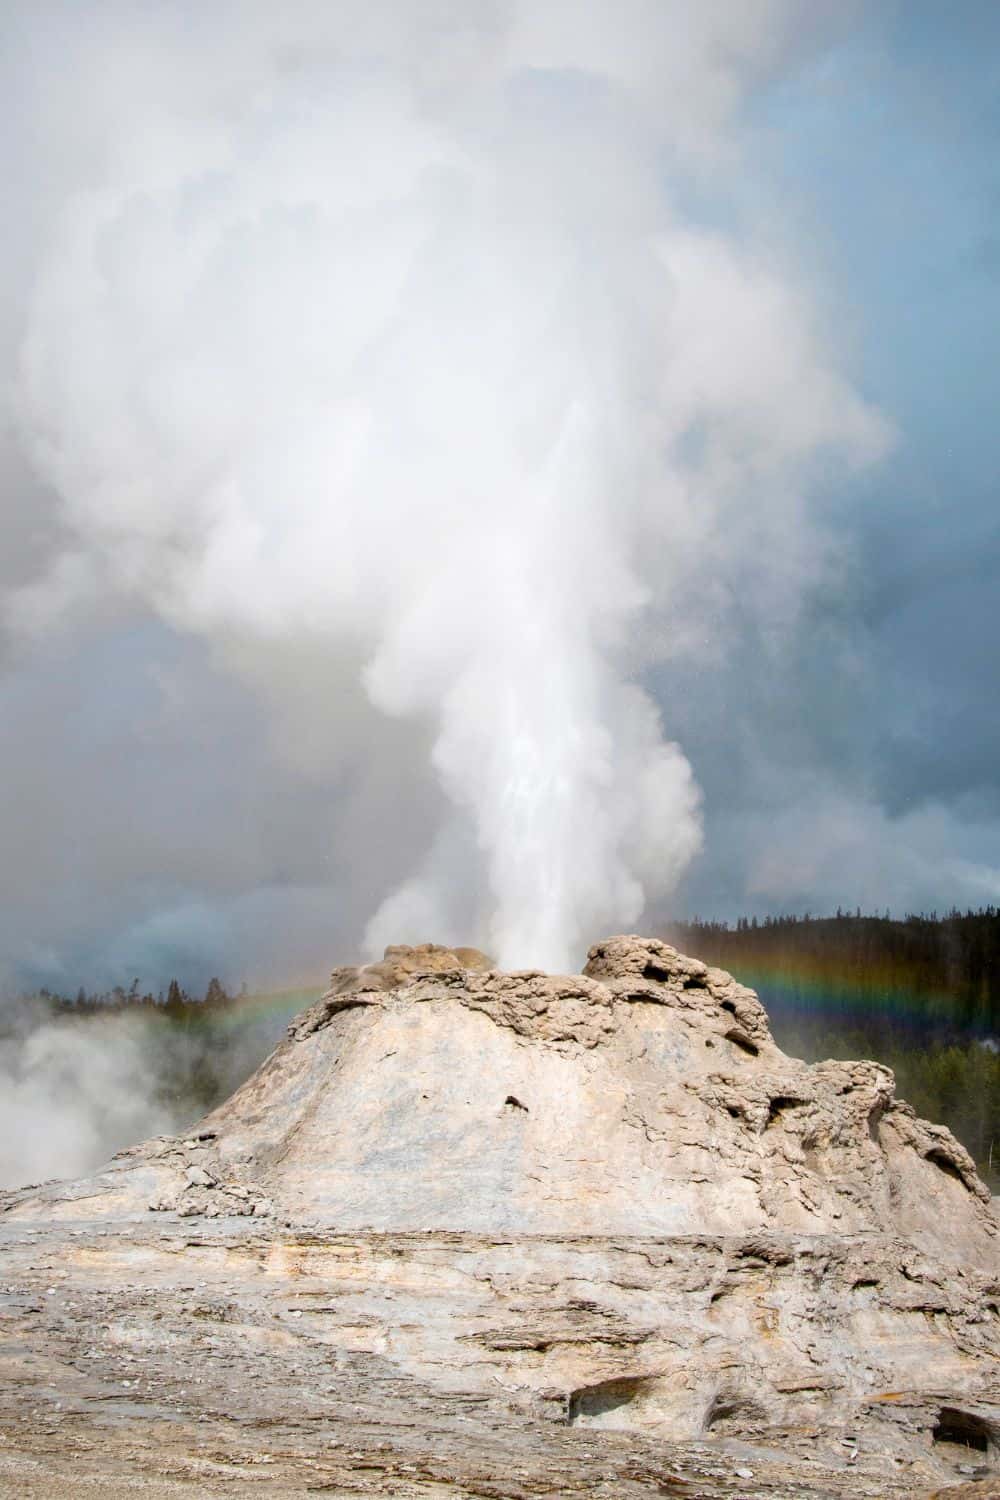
[31,934,992,1253]
[1,936,998,1497]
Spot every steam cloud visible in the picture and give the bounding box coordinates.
[7,2,887,973]
[0,1002,181,1188]
[0,995,289,1188]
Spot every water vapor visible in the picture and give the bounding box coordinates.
[0,1000,182,1188]
[0,990,300,1189]
[7,1,887,971]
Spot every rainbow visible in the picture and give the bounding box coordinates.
[683,950,993,1045]
[163,985,325,1043]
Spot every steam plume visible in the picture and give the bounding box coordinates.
[10,2,887,970]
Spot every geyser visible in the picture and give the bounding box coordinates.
[10,2,888,969]
[3,939,997,1495]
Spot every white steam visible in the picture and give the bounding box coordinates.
[10,2,887,970]
[0,995,292,1189]
[0,1005,179,1187]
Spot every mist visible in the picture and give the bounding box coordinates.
[3,1,886,980]
[0,999,192,1188]
[0,987,306,1189]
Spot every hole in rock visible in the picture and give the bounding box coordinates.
[925,1149,970,1188]
[682,974,706,990]
[642,961,672,983]
[932,1408,994,1455]
[720,1000,736,1016]
[725,1030,759,1057]
[503,1095,528,1113]
[766,1096,806,1126]
[704,1393,769,1435]
[567,1375,655,1428]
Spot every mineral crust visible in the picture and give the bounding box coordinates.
[1,937,997,1497]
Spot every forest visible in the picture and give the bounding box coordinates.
[668,907,1000,1033]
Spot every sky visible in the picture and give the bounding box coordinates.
[669,1,1000,921]
[1,1,999,994]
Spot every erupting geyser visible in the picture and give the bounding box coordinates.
[11,2,888,970]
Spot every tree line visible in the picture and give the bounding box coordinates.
[668,907,1000,1036]
[29,976,243,1022]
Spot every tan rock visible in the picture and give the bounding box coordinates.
[0,935,997,1497]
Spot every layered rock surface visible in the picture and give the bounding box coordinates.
[1,937,998,1498]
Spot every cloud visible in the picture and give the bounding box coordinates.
[1,1,888,978]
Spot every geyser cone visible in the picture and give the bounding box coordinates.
[12,938,995,1262]
[3,938,998,1494]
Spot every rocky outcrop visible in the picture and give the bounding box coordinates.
[0,937,997,1498]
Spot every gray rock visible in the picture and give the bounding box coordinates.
[183,1165,216,1189]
